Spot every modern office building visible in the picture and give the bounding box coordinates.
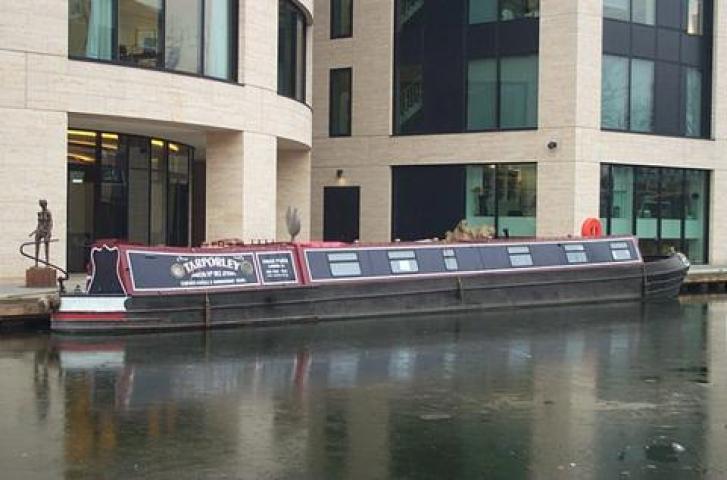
[312,0,726,265]
[0,0,313,280]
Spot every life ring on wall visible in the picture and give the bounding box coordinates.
[581,218,603,238]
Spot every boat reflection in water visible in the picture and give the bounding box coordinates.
[17,300,726,478]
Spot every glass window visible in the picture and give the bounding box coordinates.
[566,252,588,263]
[509,253,533,267]
[278,0,307,102]
[69,0,113,60]
[443,249,459,271]
[500,56,538,129]
[602,55,629,130]
[388,250,416,260]
[687,0,704,35]
[498,164,537,236]
[467,59,497,131]
[603,0,630,21]
[127,137,150,244]
[686,68,703,137]
[469,0,497,24]
[204,0,233,79]
[684,170,708,263]
[610,166,634,235]
[118,0,163,68]
[150,140,167,245]
[330,68,352,137]
[328,252,359,262]
[168,144,190,247]
[600,164,709,263]
[390,259,419,274]
[330,262,362,277]
[165,0,202,73]
[632,0,656,25]
[331,0,353,38]
[659,168,685,255]
[630,59,654,132]
[611,248,632,260]
[67,130,98,272]
[500,0,539,20]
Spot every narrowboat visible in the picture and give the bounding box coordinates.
[51,236,690,333]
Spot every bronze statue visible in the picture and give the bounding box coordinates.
[29,199,53,267]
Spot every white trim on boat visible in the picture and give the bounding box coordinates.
[59,296,128,313]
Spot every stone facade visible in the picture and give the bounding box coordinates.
[311,0,727,264]
[0,0,313,280]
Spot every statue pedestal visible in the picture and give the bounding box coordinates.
[26,267,56,288]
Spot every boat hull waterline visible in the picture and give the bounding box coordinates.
[52,237,690,333]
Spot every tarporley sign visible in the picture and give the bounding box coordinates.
[127,251,259,291]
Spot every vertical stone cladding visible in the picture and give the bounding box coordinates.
[0,1,68,280]
[206,131,278,243]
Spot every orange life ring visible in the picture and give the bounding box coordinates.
[581,218,603,238]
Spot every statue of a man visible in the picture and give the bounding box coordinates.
[29,199,53,267]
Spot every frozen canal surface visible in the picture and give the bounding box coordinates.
[2,299,727,479]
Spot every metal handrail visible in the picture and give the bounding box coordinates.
[19,239,69,293]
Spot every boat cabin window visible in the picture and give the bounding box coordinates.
[610,242,632,261]
[508,246,533,267]
[443,249,459,271]
[564,244,588,263]
[327,252,362,277]
[388,250,419,274]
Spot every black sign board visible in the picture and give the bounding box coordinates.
[128,251,259,291]
[258,252,297,284]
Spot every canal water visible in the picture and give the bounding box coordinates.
[2,299,727,479]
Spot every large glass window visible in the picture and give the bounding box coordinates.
[499,56,538,129]
[204,0,234,79]
[686,68,703,137]
[687,0,704,35]
[601,55,629,130]
[630,59,654,132]
[467,59,497,130]
[330,68,352,136]
[69,0,114,60]
[165,0,202,74]
[466,164,537,237]
[118,0,163,68]
[395,0,539,135]
[278,0,307,102]
[392,163,537,241]
[600,164,709,263]
[602,1,712,138]
[331,0,353,38]
[68,0,237,81]
[66,130,193,272]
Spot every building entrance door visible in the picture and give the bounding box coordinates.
[323,186,360,242]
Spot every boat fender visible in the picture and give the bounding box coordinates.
[581,218,603,238]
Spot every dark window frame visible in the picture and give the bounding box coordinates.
[68,0,239,83]
[329,67,353,137]
[330,0,353,39]
[278,0,308,103]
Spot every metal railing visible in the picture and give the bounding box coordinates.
[19,239,69,293]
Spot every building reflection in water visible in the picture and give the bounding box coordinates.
[4,299,725,479]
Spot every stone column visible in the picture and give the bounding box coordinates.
[277,149,312,241]
[536,0,603,237]
[206,131,278,243]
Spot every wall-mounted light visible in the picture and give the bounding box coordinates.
[336,169,344,179]
[547,141,558,150]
